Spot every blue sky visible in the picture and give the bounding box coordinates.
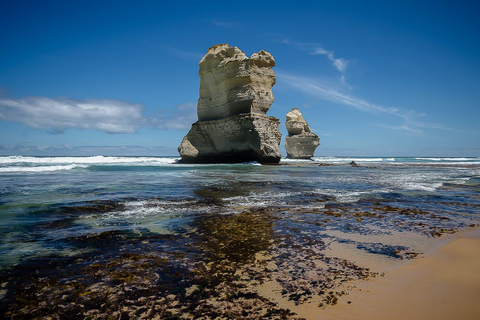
[1,0,479,157]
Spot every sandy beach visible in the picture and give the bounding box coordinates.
[313,226,480,320]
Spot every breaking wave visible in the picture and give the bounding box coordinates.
[0,164,81,173]
[0,156,178,173]
[0,155,178,165]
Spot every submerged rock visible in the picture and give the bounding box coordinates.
[178,44,282,164]
[284,108,320,159]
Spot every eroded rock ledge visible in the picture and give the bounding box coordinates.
[178,44,282,164]
[284,108,320,159]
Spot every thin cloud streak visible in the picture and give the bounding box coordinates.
[279,72,398,114]
[280,39,350,74]
[276,72,444,135]
[0,96,197,134]
[0,97,145,134]
[312,47,349,73]
[275,37,473,137]
[376,124,424,135]
[415,122,480,135]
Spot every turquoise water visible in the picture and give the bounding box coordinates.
[1,156,480,317]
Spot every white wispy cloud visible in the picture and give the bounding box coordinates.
[312,47,349,73]
[0,96,197,134]
[279,72,397,114]
[376,124,424,135]
[279,39,350,74]
[0,97,146,134]
[275,38,473,137]
[277,72,430,135]
[413,122,480,135]
[280,72,476,136]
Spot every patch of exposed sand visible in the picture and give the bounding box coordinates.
[313,227,480,320]
[254,227,480,319]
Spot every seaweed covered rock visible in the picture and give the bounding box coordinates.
[284,108,320,159]
[178,44,282,164]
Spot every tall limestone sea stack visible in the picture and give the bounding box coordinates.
[284,108,320,159]
[178,44,282,164]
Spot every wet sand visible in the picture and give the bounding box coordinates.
[314,226,480,320]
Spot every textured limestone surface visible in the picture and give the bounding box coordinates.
[197,44,276,121]
[178,44,282,164]
[178,114,281,164]
[284,108,320,159]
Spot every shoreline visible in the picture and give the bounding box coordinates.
[311,226,480,320]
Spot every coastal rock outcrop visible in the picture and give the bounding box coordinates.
[178,44,282,164]
[284,108,320,159]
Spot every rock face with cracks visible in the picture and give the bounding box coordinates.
[178,44,282,164]
[284,108,320,159]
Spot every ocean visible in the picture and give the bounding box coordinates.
[1,156,480,318]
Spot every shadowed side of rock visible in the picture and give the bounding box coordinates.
[178,44,282,164]
[178,114,282,164]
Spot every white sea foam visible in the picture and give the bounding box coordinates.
[311,157,480,165]
[0,155,178,165]
[0,164,81,173]
[83,199,211,222]
[312,157,395,163]
[0,156,179,174]
[414,158,443,161]
[314,188,391,203]
[414,157,477,161]
[223,191,293,207]
[378,172,449,192]
[281,158,316,163]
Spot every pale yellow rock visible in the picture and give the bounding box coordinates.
[179,114,281,164]
[178,44,282,164]
[285,107,311,135]
[197,44,276,121]
[284,108,320,159]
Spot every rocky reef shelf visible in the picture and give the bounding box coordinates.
[1,197,477,319]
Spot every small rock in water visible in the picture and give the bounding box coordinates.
[350,161,359,167]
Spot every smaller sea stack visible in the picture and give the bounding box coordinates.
[284,108,320,159]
